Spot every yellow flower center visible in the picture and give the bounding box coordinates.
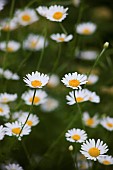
[82,28,91,35]
[30,41,38,48]
[31,80,42,87]
[107,123,113,128]
[72,134,80,141]
[22,14,31,22]
[29,96,40,104]
[3,25,10,31]
[103,160,111,165]
[58,37,65,42]
[26,120,33,126]
[88,147,100,157]
[6,47,14,52]
[76,97,84,102]
[53,12,63,20]
[86,118,94,126]
[12,127,21,135]
[0,108,3,113]
[69,79,80,87]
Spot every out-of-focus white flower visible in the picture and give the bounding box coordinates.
[0,18,18,31]
[3,70,20,80]
[77,50,98,60]
[0,0,7,11]
[47,74,60,88]
[0,41,20,52]
[0,93,17,103]
[0,125,5,140]
[86,89,100,103]
[14,8,39,26]
[100,116,113,131]
[87,74,99,85]
[83,112,99,128]
[0,103,10,118]
[36,6,48,17]
[3,163,24,170]
[98,155,113,165]
[50,33,73,42]
[73,0,81,7]
[40,97,59,112]
[23,34,48,51]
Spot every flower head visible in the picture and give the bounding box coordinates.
[3,163,24,170]
[0,18,18,31]
[98,155,113,165]
[0,104,10,118]
[77,50,98,60]
[0,0,6,11]
[101,116,113,131]
[3,69,20,80]
[83,112,99,128]
[0,41,20,52]
[80,139,108,161]
[47,74,60,88]
[76,22,96,35]
[50,33,73,42]
[0,93,17,103]
[87,74,99,85]
[86,90,100,103]
[36,6,48,17]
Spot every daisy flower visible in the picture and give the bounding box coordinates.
[40,97,59,112]
[100,116,113,131]
[3,70,20,80]
[76,22,97,35]
[66,89,89,105]
[3,163,24,170]
[0,125,5,140]
[98,155,113,165]
[0,41,20,52]
[61,72,88,89]
[19,113,40,127]
[23,71,49,88]
[36,6,48,17]
[0,104,10,118]
[23,34,48,51]
[65,128,87,143]
[0,93,17,103]
[80,139,108,161]
[87,74,99,85]
[12,110,23,120]
[5,121,31,140]
[87,90,100,103]
[50,33,73,43]
[0,0,6,11]
[83,112,99,128]
[14,8,39,26]
[21,89,47,106]
[46,5,68,22]
[47,74,60,88]
[0,18,18,31]
[77,50,98,60]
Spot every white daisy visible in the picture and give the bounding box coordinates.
[36,6,48,17]
[5,121,31,140]
[0,104,10,118]
[4,163,24,170]
[76,22,97,35]
[0,18,18,31]
[87,74,99,85]
[23,34,48,51]
[12,110,23,120]
[0,93,17,103]
[100,116,113,131]
[46,5,68,22]
[14,8,39,26]
[19,113,40,127]
[65,128,87,143]
[61,72,88,89]
[0,41,20,52]
[80,139,108,161]
[23,71,49,88]
[66,89,89,105]
[21,89,47,106]
[77,50,98,60]
[83,112,99,128]
[0,0,6,11]
[98,155,113,165]
[0,125,5,140]
[86,90,100,103]
[50,33,73,42]
[47,74,60,88]
[40,97,59,112]
[3,70,20,80]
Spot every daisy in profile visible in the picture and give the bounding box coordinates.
[61,72,88,89]
[19,113,40,127]
[87,74,99,85]
[23,34,48,51]
[0,18,18,31]
[0,41,20,52]
[66,89,89,105]
[0,104,10,118]
[100,116,113,131]
[0,125,5,140]
[77,50,98,60]
[5,121,31,140]
[83,112,99,128]
[0,0,7,11]
[23,71,49,88]
[87,90,100,103]
[14,8,39,26]
[21,90,47,106]
[50,33,73,43]
[98,155,113,165]
[36,6,48,17]
[65,128,87,143]
[47,74,60,88]
[80,139,108,161]
[0,93,17,103]
[3,163,24,170]
[46,5,68,22]
[3,70,20,80]
[76,22,97,35]
[40,97,59,112]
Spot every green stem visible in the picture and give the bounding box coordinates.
[18,89,36,139]
[26,0,39,8]
[59,23,67,34]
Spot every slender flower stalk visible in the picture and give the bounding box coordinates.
[59,23,67,34]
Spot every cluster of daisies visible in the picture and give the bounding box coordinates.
[0,68,19,80]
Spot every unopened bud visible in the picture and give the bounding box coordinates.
[103,42,109,48]
[68,145,73,151]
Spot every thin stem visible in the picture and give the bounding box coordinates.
[26,0,39,8]
[18,89,36,139]
[59,23,67,34]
